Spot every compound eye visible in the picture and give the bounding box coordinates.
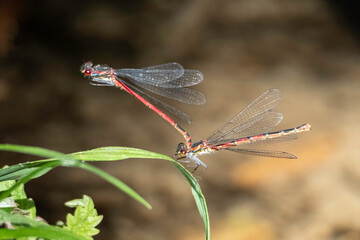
[84,69,91,76]
[180,149,186,155]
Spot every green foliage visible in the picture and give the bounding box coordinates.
[0,177,36,220]
[0,144,210,240]
[71,146,171,161]
[0,180,87,240]
[64,195,103,239]
[0,209,87,240]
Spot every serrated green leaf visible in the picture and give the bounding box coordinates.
[0,179,15,191]
[64,195,103,239]
[65,199,87,208]
[0,209,86,240]
[11,183,36,220]
[0,198,17,208]
[0,178,36,220]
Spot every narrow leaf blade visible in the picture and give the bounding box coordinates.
[71,147,172,161]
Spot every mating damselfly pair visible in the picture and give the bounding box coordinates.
[80,62,311,175]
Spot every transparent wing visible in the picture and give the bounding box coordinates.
[207,89,282,144]
[156,70,204,88]
[122,81,193,124]
[115,62,185,85]
[207,111,283,145]
[115,63,205,104]
[243,133,298,145]
[213,129,298,147]
[225,148,297,159]
[129,80,206,105]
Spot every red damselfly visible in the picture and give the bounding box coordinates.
[80,62,206,148]
[175,89,311,172]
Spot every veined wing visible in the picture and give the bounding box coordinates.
[155,69,204,88]
[207,89,282,144]
[129,80,206,105]
[225,148,297,159]
[122,81,193,124]
[115,62,185,85]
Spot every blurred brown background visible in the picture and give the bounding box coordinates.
[0,0,359,239]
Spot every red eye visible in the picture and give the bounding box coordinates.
[84,69,91,76]
[181,149,186,155]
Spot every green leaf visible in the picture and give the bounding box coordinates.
[64,195,103,240]
[0,144,74,162]
[71,147,210,240]
[71,146,171,161]
[171,162,210,240]
[75,162,152,209]
[0,161,60,202]
[0,198,17,209]
[0,209,86,240]
[0,145,151,209]
[9,181,36,220]
[0,144,77,183]
[0,178,16,192]
[0,178,36,220]
[0,144,210,239]
[0,160,55,181]
[0,180,18,211]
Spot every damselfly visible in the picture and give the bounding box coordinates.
[175,89,311,172]
[80,62,206,148]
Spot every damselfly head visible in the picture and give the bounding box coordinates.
[175,143,187,159]
[80,62,93,76]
